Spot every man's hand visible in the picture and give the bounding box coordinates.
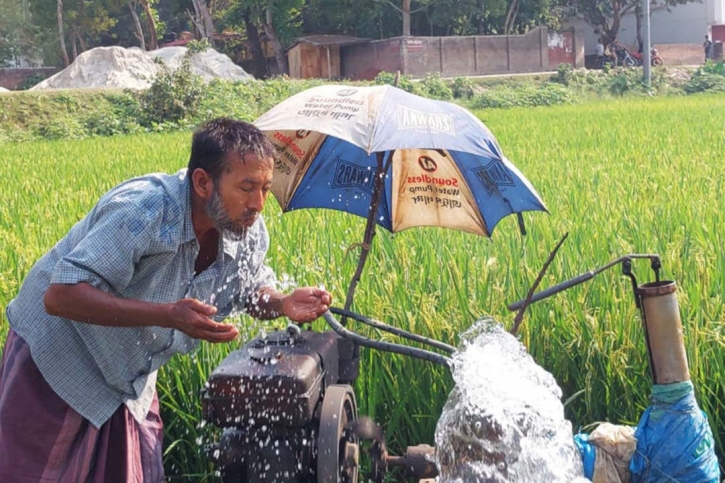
[281,287,332,324]
[167,298,239,343]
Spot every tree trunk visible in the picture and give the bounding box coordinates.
[75,0,85,59]
[190,0,215,45]
[139,0,158,50]
[635,4,643,53]
[129,2,146,50]
[187,8,204,38]
[57,0,70,66]
[243,9,268,78]
[504,0,519,35]
[603,0,622,46]
[402,0,411,36]
[71,31,79,60]
[265,0,288,75]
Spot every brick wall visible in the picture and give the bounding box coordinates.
[0,68,59,90]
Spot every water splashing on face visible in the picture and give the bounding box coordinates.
[435,318,588,483]
[205,184,250,241]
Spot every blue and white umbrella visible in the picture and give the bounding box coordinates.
[255,84,548,308]
[255,84,546,238]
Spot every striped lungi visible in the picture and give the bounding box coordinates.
[0,329,165,483]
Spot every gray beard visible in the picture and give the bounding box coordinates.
[204,188,249,242]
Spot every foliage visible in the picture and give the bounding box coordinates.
[451,76,475,99]
[550,62,574,86]
[187,38,212,55]
[373,71,417,93]
[681,60,725,94]
[12,0,568,68]
[701,60,725,76]
[683,72,725,94]
[683,59,725,94]
[473,82,577,109]
[418,72,453,99]
[598,67,667,96]
[0,67,706,144]
[138,54,206,126]
[607,69,645,96]
[0,0,43,67]
[16,73,49,91]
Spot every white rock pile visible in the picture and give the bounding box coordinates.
[30,45,252,91]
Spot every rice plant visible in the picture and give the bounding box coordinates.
[1,94,724,479]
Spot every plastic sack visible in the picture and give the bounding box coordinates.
[574,433,597,479]
[629,381,720,483]
[575,423,637,483]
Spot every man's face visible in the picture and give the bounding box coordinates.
[205,152,273,240]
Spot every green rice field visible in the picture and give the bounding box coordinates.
[1,94,725,479]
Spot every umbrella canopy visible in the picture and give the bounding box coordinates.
[254,84,547,237]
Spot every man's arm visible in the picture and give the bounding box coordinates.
[246,286,331,323]
[44,282,238,342]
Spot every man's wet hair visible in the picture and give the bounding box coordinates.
[188,118,276,181]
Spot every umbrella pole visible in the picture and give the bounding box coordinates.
[344,151,393,315]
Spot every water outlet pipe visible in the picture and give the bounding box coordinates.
[637,280,690,384]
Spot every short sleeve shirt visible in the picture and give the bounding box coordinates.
[6,169,277,428]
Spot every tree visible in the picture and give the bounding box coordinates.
[57,0,70,65]
[216,0,302,76]
[264,0,289,74]
[301,0,393,38]
[128,1,146,49]
[367,0,548,37]
[0,0,38,67]
[189,0,216,45]
[26,0,120,65]
[139,0,158,49]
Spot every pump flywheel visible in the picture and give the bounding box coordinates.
[317,385,359,483]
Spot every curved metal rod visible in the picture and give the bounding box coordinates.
[322,311,453,368]
[507,254,661,311]
[330,307,456,354]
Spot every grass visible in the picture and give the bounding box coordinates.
[1,93,725,479]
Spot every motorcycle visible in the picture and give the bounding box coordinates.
[631,46,664,67]
[596,54,616,69]
[613,45,637,67]
[598,44,636,68]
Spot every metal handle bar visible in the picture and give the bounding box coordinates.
[330,307,456,354]
[322,310,453,368]
[508,254,661,311]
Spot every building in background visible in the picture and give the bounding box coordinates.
[568,0,725,56]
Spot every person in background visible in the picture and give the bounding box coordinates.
[0,118,332,482]
[596,37,605,58]
[704,35,713,62]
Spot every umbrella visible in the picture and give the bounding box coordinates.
[254,84,547,310]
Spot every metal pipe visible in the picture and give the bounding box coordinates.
[322,311,453,367]
[643,0,652,87]
[508,272,594,311]
[638,281,690,384]
[507,254,661,311]
[330,307,456,354]
[385,444,438,479]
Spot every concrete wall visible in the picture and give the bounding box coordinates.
[341,27,584,80]
[0,67,59,90]
[342,39,402,80]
